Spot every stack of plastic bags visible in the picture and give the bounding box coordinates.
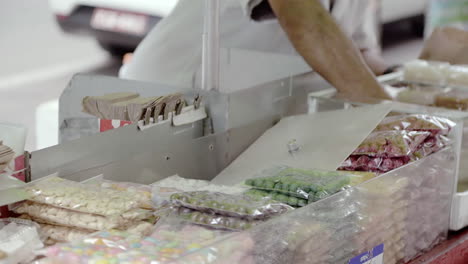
[13,177,153,245]
[243,167,361,207]
[168,191,293,231]
[38,219,251,264]
[340,114,454,173]
[0,141,14,172]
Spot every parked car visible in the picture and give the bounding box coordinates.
[49,0,428,56]
[382,0,427,23]
[48,0,178,55]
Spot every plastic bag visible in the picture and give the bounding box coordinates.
[245,189,309,207]
[170,191,292,220]
[340,156,411,173]
[403,60,449,85]
[24,176,140,216]
[83,177,153,209]
[0,218,44,264]
[435,90,468,110]
[13,201,151,231]
[152,175,248,208]
[170,206,261,231]
[353,131,431,158]
[38,223,92,243]
[445,65,468,87]
[245,167,353,201]
[40,220,229,264]
[374,115,455,136]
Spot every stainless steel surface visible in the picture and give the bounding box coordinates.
[32,72,329,182]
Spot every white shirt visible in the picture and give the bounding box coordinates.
[120,0,379,91]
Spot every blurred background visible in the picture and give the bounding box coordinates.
[0,0,428,151]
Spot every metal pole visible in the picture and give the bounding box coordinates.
[202,0,220,91]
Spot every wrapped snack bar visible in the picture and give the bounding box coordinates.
[170,191,292,220]
[445,65,468,87]
[352,131,430,158]
[403,60,449,85]
[84,177,153,209]
[245,167,356,202]
[170,206,262,231]
[39,219,233,264]
[24,176,140,216]
[374,114,455,136]
[152,175,248,208]
[13,201,152,231]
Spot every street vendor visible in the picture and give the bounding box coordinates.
[120,0,389,99]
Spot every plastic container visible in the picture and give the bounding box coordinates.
[173,146,458,264]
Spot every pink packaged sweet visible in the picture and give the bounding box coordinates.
[352,131,431,158]
[340,156,411,173]
[374,114,455,136]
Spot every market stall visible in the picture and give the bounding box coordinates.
[0,67,465,263]
[1,1,468,262]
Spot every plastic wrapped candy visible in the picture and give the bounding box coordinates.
[340,156,411,173]
[445,65,468,87]
[374,115,455,136]
[353,131,431,158]
[170,206,261,231]
[152,175,248,208]
[24,176,140,216]
[170,191,292,220]
[13,201,152,231]
[245,167,353,201]
[40,221,231,264]
[245,189,309,207]
[403,60,449,85]
[39,223,92,243]
[83,177,153,209]
[435,90,468,110]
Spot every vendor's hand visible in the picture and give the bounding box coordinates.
[420,27,468,64]
[361,49,388,76]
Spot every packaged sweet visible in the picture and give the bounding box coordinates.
[445,65,468,87]
[13,201,152,231]
[395,86,442,106]
[170,206,261,231]
[40,220,230,264]
[245,167,353,201]
[353,131,431,158]
[24,176,140,216]
[435,90,468,110]
[83,177,153,209]
[170,191,292,220]
[245,189,308,207]
[0,218,44,264]
[39,223,92,243]
[403,60,449,85]
[374,115,455,136]
[340,156,411,173]
[152,175,248,208]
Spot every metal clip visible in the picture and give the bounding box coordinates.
[194,95,202,109]
[287,139,300,155]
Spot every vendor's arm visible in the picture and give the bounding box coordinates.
[267,0,389,99]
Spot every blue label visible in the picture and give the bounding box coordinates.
[349,244,384,264]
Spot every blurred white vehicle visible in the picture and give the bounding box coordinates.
[48,0,178,55]
[382,0,427,23]
[49,0,427,55]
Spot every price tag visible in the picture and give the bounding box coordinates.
[349,244,384,264]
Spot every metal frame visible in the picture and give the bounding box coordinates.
[30,72,330,182]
